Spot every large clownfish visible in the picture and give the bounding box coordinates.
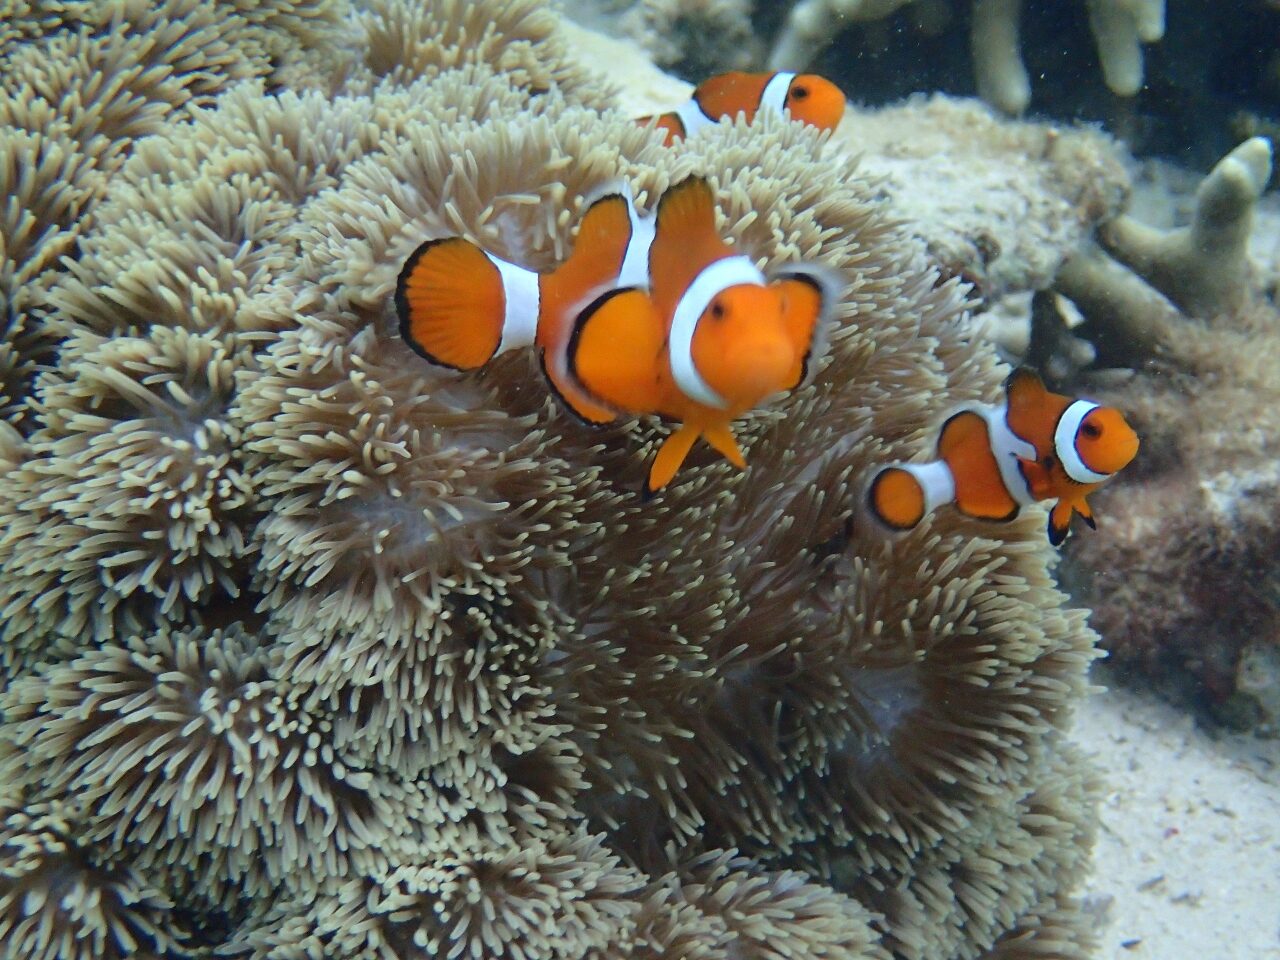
[640,71,846,145]
[396,176,841,494]
[568,177,840,493]
[867,368,1139,544]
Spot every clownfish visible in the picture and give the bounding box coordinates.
[568,177,840,493]
[640,71,846,145]
[867,368,1139,544]
[395,177,841,494]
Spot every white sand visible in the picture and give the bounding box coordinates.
[1075,685,1280,959]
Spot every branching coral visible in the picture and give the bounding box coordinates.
[769,0,920,76]
[1098,136,1273,318]
[1,1,1106,956]
[768,0,1166,115]
[1026,138,1272,377]
[971,0,1165,114]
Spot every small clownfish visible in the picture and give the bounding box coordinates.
[567,176,840,494]
[640,71,846,146]
[867,368,1139,545]
[395,182,656,424]
[395,176,841,494]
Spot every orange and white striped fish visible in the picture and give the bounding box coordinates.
[640,71,846,145]
[867,368,1139,544]
[396,183,656,424]
[568,176,840,493]
[395,177,841,494]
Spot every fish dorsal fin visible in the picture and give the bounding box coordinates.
[539,190,648,416]
[937,409,989,462]
[567,286,666,416]
[637,111,686,145]
[1005,367,1048,417]
[649,177,733,321]
[553,192,634,297]
[1004,366,1070,455]
[693,72,770,122]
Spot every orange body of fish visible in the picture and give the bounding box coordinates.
[867,368,1139,544]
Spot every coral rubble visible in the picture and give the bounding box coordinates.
[1,1,1106,957]
[829,95,1129,305]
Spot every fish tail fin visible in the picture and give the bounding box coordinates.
[868,465,931,531]
[396,237,538,370]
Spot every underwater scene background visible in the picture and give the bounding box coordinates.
[0,1,1276,958]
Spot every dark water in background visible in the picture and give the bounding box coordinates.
[750,0,1280,170]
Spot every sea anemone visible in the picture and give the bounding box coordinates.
[228,827,644,960]
[0,797,189,960]
[354,0,607,103]
[0,625,423,901]
[0,3,1104,956]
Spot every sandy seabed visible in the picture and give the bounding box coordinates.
[1076,685,1280,959]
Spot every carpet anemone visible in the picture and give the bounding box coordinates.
[0,798,189,960]
[0,2,1104,957]
[228,827,644,960]
[0,625,426,901]
[632,849,887,960]
[0,0,345,426]
[354,0,609,105]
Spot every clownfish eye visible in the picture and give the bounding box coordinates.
[790,85,810,100]
[709,300,726,320]
[1042,454,1056,469]
[1081,422,1102,439]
